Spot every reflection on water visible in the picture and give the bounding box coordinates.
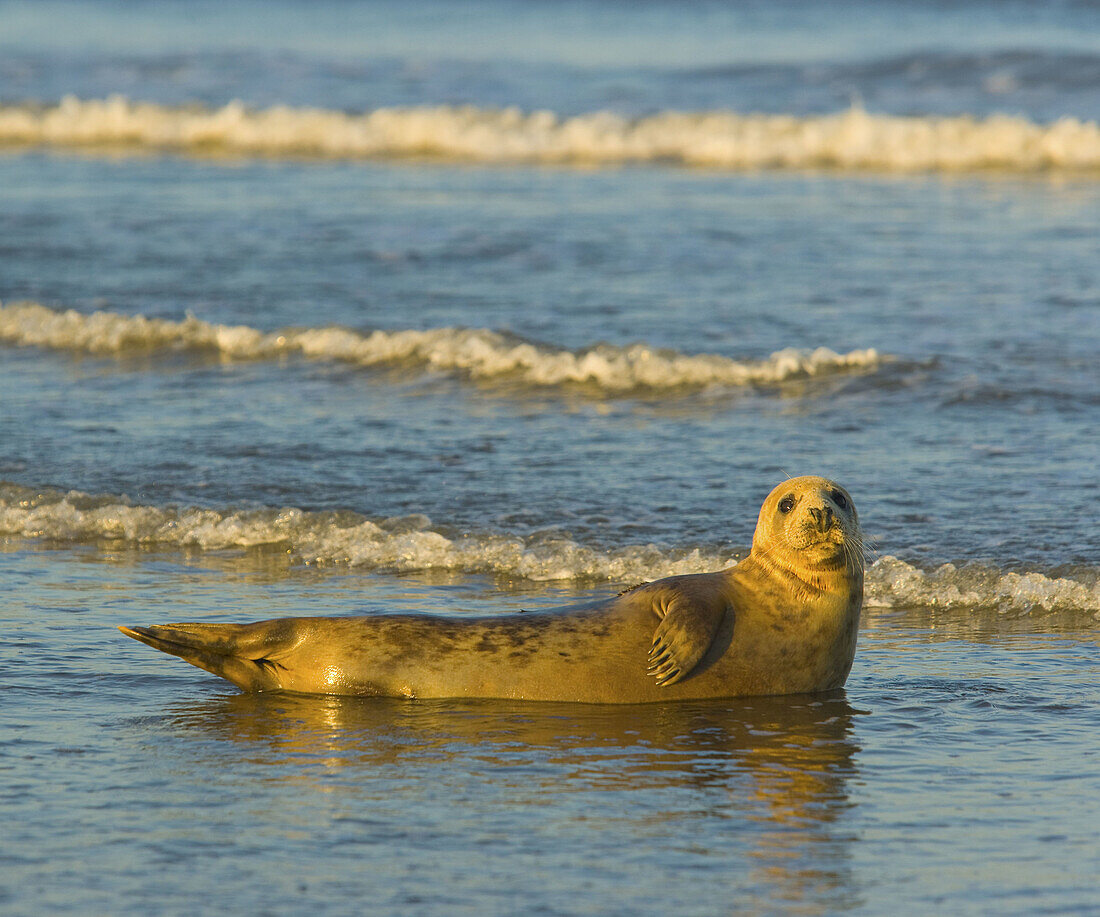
[863,603,1100,644]
[161,692,865,913]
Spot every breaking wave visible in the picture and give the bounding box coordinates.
[0,483,734,584]
[863,555,1099,617]
[3,96,1100,173]
[2,483,1096,615]
[0,301,882,393]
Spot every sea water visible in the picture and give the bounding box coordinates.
[0,1,1098,914]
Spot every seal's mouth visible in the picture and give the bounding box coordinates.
[787,516,859,563]
[792,521,865,573]
[799,531,845,553]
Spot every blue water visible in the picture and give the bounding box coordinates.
[1,1,1098,914]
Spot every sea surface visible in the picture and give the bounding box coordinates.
[1,1,1098,914]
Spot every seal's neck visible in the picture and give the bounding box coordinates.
[734,548,860,605]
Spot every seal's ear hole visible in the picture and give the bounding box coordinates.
[778,495,796,514]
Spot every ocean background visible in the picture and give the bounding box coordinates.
[1,0,1098,913]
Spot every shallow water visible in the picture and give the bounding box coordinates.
[1,0,1099,913]
[3,548,1098,915]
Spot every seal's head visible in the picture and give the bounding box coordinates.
[752,476,863,575]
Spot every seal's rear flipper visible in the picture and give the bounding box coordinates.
[119,621,298,691]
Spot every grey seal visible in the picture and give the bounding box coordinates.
[120,476,864,702]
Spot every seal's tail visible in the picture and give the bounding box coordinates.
[119,620,298,691]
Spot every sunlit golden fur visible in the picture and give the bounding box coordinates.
[121,476,864,702]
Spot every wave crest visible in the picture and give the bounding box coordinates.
[864,555,1100,615]
[0,301,882,393]
[3,96,1100,173]
[2,484,1096,614]
[0,484,734,583]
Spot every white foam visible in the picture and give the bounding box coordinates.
[864,555,1100,615]
[0,485,734,583]
[3,96,1100,173]
[2,484,1097,614]
[0,301,883,393]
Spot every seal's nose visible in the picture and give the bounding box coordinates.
[809,506,834,531]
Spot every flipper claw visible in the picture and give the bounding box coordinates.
[645,590,730,688]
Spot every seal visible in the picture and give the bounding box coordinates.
[119,476,864,702]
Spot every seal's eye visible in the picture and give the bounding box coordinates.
[778,495,795,514]
[831,490,848,511]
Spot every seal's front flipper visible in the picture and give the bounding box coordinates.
[119,620,302,691]
[647,597,728,687]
